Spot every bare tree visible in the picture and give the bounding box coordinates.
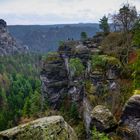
[112,3,137,32]
[111,3,138,64]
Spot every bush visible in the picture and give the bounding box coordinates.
[69,102,79,120]
[69,58,85,77]
[91,55,106,70]
[92,127,110,140]
[42,52,60,62]
[131,50,140,89]
[91,55,121,71]
[101,32,132,59]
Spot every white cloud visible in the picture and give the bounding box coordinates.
[0,0,140,25]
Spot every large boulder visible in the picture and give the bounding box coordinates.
[0,116,78,140]
[91,105,117,132]
[120,95,140,140]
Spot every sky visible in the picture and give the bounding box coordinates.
[0,0,140,25]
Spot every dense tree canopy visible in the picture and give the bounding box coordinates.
[0,54,42,131]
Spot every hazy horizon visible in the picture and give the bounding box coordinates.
[0,0,140,25]
[7,22,99,26]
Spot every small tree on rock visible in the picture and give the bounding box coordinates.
[80,32,87,41]
[99,16,110,34]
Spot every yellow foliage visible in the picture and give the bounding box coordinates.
[88,95,97,105]
[100,55,121,66]
[42,52,60,62]
[85,80,96,94]
[133,89,140,95]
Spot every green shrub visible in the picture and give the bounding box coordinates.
[42,52,60,62]
[69,58,85,77]
[91,55,106,70]
[69,102,79,120]
[131,50,140,89]
[92,127,110,140]
[91,55,121,71]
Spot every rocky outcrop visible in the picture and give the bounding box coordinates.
[120,95,140,140]
[40,53,69,109]
[40,34,121,138]
[0,19,6,29]
[91,105,117,132]
[41,36,105,107]
[0,116,77,140]
[0,19,27,56]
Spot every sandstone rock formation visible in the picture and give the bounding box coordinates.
[40,34,121,140]
[120,95,140,140]
[41,36,105,109]
[40,52,69,109]
[91,105,117,132]
[0,116,77,140]
[0,19,27,56]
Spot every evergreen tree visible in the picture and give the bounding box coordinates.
[30,90,41,116]
[22,97,31,117]
[80,32,88,41]
[99,16,110,34]
[70,102,79,119]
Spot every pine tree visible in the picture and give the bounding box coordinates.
[99,16,110,34]
[80,32,88,41]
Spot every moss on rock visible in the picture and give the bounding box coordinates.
[0,116,78,140]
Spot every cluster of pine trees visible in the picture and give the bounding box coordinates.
[0,54,42,131]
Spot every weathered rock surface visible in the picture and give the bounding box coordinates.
[0,116,77,140]
[41,35,104,107]
[40,52,69,109]
[0,19,7,29]
[120,95,140,140]
[41,49,84,109]
[40,34,122,139]
[91,105,117,132]
[0,19,27,56]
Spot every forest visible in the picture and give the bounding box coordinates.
[0,54,42,130]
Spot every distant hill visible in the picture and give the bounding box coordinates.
[8,23,99,53]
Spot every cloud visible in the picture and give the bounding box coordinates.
[0,0,140,25]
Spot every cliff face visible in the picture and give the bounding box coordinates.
[40,34,123,138]
[40,33,121,109]
[0,19,27,56]
[40,32,140,140]
[0,116,77,140]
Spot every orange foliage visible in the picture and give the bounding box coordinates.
[128,50,138,64]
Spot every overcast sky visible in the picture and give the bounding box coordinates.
[0,0,140,25]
